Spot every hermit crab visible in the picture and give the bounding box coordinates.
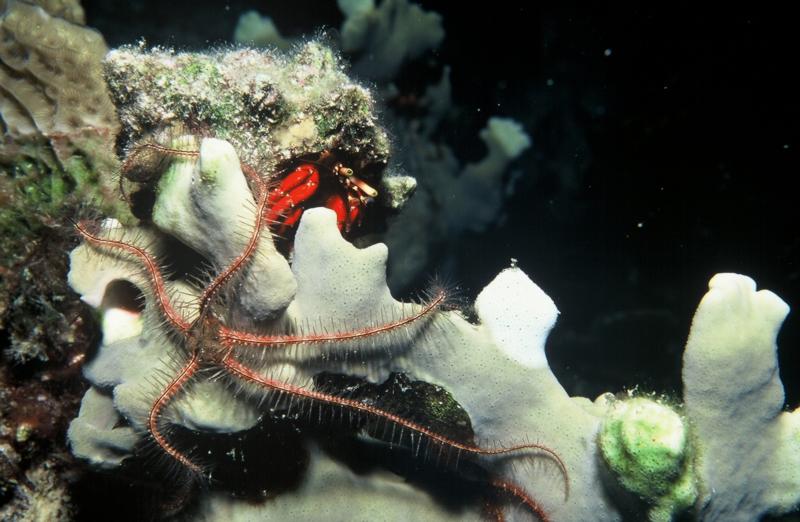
[267,150,379,235]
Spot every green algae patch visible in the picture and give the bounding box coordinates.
[598,396,697,521]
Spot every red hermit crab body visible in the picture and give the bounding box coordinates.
[267,150,379,236]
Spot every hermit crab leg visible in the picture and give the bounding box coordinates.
[345,192,362,231]
[267,164,319,204]
[332,163,378,232]
[324,193,348,231]
[266,164,320,226]
[277,207,305,234]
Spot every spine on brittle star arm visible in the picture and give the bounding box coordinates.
[122,142,200,175]
[147,354,203,474]
[218,290,447,347]
[490,478,551,522]
[196,163,269,314]
[120,142,200,202]
[222,354,569,500]
[74,222,191,333]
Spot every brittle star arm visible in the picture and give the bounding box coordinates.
[490,478,552,522]
[196,163,269,315]
[74,222,191,333]
[221,353,569,501]
[119,142,201,204]
[217,290,448,347]
[147,353,203,474]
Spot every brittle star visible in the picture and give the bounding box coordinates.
[76,140,569,521]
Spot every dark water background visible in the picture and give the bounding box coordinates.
[82,1,799,410]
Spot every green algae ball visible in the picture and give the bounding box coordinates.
[599,396,697,520]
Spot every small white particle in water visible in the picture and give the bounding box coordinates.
[637,222,644,228]
[784,144,790,149]
[604,48,612,57]
[546,78,555,87]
